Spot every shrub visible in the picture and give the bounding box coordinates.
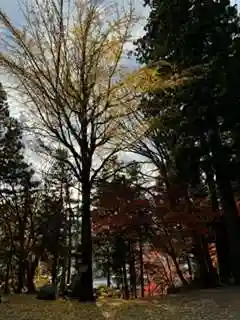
[36,284,57,300]
[96,285,121,298]
[67,274,81,298]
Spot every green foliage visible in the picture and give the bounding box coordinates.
[136,0,239,67]
[0,83,26,183]
[133,0,240,285]
[0,82,42,293]
[96,285,121,298]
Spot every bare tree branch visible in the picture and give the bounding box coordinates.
[0,0,139,189]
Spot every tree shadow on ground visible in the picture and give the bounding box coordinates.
[0,294,106,320]
[2,289,240,320]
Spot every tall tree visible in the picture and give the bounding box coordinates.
[42,148,76,292]
[0,83,40,293]
[92,162,154,298]
[135,0,240,283]
[0,0,138,301]
[0,82,25,183]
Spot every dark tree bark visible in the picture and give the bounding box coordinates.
[4,254,12,294]
[128,240,137,298]
[209,126,240,283]
[165,233,188,287]
[26,257,38,293]
[16,219,26,293]
[66,256,72,285]
[203,236,218,286]
[60,257,67,295]
[139,232,144,298]
[122,261,129,300]
[170,249,188,286]
[202,138,223,284]
[16,260,25,293]
[214,217,231,283]
[106,248,111,288]
[51,255,58,286]
[166,255,173,286]
[186,254,192,282]
[192,235,217,288]
[77,179,94,302]
[66,183,73,285]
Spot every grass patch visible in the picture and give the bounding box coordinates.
[1,288,240,319]
[0,295,107,320]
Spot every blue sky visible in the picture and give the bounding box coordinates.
[0,0,149,31]
[0,0,149,109]
[0,0,24,25]
[0,0,150,171]
[2,0,239,54]
[0,0,149,77]
[1,0,239,24]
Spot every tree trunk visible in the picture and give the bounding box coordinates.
[209,127,240,283]
[203,236,218,286]
[128,240,137,298]
[66,183,73,285]
[139,232,144,298]
[10,263,16,293]
[146,271,151,296]
[16,259,25,293]
[26,257,38,293]
[165,232,188,286]
[122,261,129,300]
[106,249,111,288]
[4,254,12,294]
[216,176,240,283]
[60,257,67,295]
[169,249,188,286]
[184,187,216,287]
[186,254,192,282]
[192,238,209,288]
[214,217,231,283]
[166,255,173,286]
[201,152,221,285]
[205,160,219,213]
[192,235,217,288]
[77,180,94,302]
[67,256,72,285]
[116,267,122,290]
[16,219,26,293]
[51,255,58,286]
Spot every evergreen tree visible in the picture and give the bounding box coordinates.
[15,168,40,293]
[38,148,77,291]
[135,0,240,283]
[0,83,41,293]
[136,0,239,68]
[0,83,26,184]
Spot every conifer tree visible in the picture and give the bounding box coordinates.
[135,0,240,283]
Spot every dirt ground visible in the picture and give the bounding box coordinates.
[1,287,240,319]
